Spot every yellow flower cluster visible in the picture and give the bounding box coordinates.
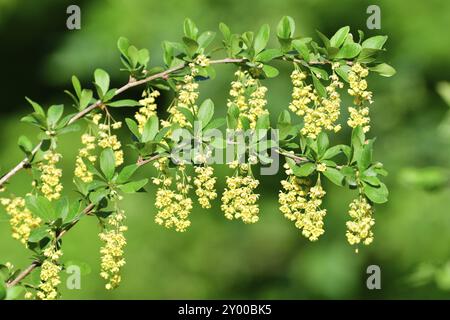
[221,165,260,224]
[39,151,63,201]
[194,165,217,209]
[153,159,193,232]
[278,164,327,241]
[288,67,343,139]
[346,196,375,247]
[347,63,372,133]
[36,245,62,300]
[74,133,97,183]
[99,209,127,290]
[227,70,269,128]
[95,114,124,166]
[136,89,160,133]
[0,196,41,245]
[163,55,209,128]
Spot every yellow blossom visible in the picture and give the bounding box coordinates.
[0,197,41,245]
[99,209,127,290]
[36,245,62,300]
[74,133,96,183]
[346,196,375,247]
[227,69,269,129]
[194,165,217,209]
[347,63,372,133]
[136,89,160,133]
[289,67,343,139]
[39,151,63,201]
[221,169,260,224]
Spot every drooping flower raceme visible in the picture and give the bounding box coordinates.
[288,66,343,139]
[99,208,128,290]
[95,113,124,166]
[39,151,63,201]
[227,69,269,129]
[194,165,217,209]
[279,163,327,241]
[347,63,372,133]
[346,196,375,248]
[153,158,193,232]
[0,196,41,245]
[163,55,209,128]
[136,89,160,133]
[221,163,260,224]
[74,133,97,183]
[36,245,63,300]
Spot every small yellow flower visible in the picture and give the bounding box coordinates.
[0,196,41,245]
[346,196,375,247]
[221,169,260,224]
[99,208,127,290]
[39,151,63,201]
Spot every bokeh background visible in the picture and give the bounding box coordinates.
[0,0,449,299]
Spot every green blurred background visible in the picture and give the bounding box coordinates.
[0,0,449,299]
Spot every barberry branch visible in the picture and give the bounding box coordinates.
[0,58,245,190]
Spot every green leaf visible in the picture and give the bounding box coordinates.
[316,30,330,48]
[255,48,283,63]
[117,37,130,57]
[363,182,388,204]
[107,99,140,107]
[203,118,226,131]
[323,167,345,186]
[311,73,327,97]
[335,43,362,59]
[359,139,374,170]
[369,63,396,77]
[25,97,45,117]
[47,104,64,127]
[278,110,291,125]
[182,37,199,56]
[322,144,348,160]
[79,89,93,110]
[5,286,23,300]
[118,179,148,193]
[137,49,150,66]
[219,22,231,42]
[357,48,381,63]
[256,114,270,130]
[292,38,311,61]
[317,132,329,156]
[71,75,82,98]
[210,137,226,149]
[28,226,50,243]
[89,188,109,204]
[183,18,199,40]
[141,115,159,143]
[362,35,388,49]
[362,175,381,187]
[125,118,140,139]
[254,24,270,54]
[25,195,57,222]
[117,164,139,184]
[100,148,115,180]
[330,26,350,48]
[310,66,329,80]
[277,16,295,39]
[18,135,33,154]
[94,69,110,96]
[262,65,279,78]
[286,158,314,177]
[335,65,351,82]
[198,99,214,128]
[57,124,80,135]
[198,31,216,49]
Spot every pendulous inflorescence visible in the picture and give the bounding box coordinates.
[0,17,393,299]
